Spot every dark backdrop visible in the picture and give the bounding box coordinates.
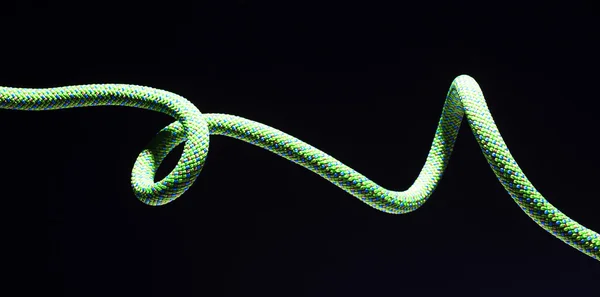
[1,1,599,296]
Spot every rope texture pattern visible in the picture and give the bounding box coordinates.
[1,75,598,260]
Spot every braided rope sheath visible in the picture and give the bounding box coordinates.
[0,75,598,260]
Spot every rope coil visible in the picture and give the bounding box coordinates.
[1,75,598,260]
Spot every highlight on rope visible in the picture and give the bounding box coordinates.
[0,75,597,260]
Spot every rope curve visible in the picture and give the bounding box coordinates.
[1,75,598,261]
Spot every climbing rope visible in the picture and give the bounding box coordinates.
[1,75,598,260]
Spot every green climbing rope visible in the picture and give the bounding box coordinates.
[0,75,598,260]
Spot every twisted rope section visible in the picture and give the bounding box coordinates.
[0,75,598,260]
[0,84,209,205]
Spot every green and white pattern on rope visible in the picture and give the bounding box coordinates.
[0,75,598,260]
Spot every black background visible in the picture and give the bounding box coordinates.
[1,1,599,296]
